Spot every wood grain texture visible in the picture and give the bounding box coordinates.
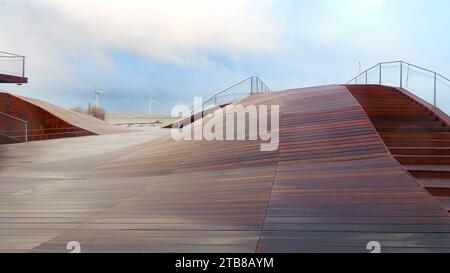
[347,85,450,214]
[0,92,129,144]
[1,86,449,253]
[256,86,450,253]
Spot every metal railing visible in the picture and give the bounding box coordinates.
[347,61,450,115]
[191,76,270,114]
[0,51,26,77]
[0,111,28,143]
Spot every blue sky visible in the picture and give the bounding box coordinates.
[1,0,450,114]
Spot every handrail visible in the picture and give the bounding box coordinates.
[1,126,82,134]
[0,51,26,78]
[0,111,28,143]
[0,51,25,58]
[190,76,270,114]
[347,61,450,84]
[0,111,27,123]
[0,132,21,143]
[346,61,450,109]
[202,77,270,105]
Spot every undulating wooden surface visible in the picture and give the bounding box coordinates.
[0,93,129,144]
[17,95,129,135]
[0,93,93,143]
[347,85,450,213]
[1,86,449,253]
[257,86,450,253]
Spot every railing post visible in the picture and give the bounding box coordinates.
[434,73,437,107]
[22,57,26,78]
[250,77,254,94]
[406,64,410,88]
[25,121,28,143]
[400,61,403,88]
[365,72,368,84]
[379,63,382,85]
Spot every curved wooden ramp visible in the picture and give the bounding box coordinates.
[257,86,450,252]
[0,86,449,253]
[16,95,129,135]
[0,93,128,143]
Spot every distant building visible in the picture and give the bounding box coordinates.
[105,114,179,128]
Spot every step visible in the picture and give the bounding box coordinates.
[360,102,426,106]
[395,155,450,165]
[378,127,450,133]
[373,120,446,127]
[364,111,436,117]
[404,165,450,179]
[386,141,450,147]
[374,124,447,132]
[426,187,450,197]
[390,147,450,156]
[371,116,438,122]
[404,165,450,172]
[380,132,450,140]
[417,178,450,189]
[364,108,429,112]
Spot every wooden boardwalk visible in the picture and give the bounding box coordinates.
[0,86,449,253]
[348,85,450,214]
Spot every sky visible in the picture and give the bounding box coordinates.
[1,0,450,114]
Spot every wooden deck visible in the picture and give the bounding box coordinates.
[1,85,449,253]
[347,85,450,214]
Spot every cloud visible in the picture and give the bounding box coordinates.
[0,0,281,67]
[0,0,284,111]
[1,0,449,114]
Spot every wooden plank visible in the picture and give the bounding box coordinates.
[347,84,450,213]
[257,86,450,253]
[0,85,449,253]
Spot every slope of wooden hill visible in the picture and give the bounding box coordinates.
[257,86,450,253]
[0,86,449,253]
[346,85,450,214]
[0,93,129,143]
[16,95,129,135]
[0,92,93,142]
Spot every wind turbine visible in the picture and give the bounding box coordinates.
[95,89,108,108]
[148,96,159,115]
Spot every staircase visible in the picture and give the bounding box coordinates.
[348,85,450,212]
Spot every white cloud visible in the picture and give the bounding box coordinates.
[0,0,283,106]
[0,0,281,67]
